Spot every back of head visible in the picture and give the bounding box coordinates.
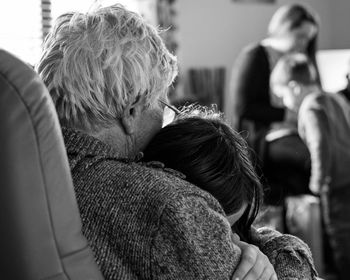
[268,4,319,56]
[37,4,177,133]
[268,4,318,37]
[271,52,317,88]
[143,106,263,240]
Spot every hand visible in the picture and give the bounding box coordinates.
[231,234,277,280]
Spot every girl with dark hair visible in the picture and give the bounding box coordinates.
[229,4,319,204]
[143,107,263,242]
[142,106,319,279]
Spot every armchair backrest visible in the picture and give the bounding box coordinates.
[0,50,103,280]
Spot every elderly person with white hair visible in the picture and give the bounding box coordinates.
[37,4,317,280]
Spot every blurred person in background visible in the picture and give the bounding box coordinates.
[229,3,320,205]
[271,52,350,280]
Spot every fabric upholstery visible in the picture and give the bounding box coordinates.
[0,49,103,280]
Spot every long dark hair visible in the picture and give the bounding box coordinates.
[142,108,263,241]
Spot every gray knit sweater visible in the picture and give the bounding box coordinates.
[63,128,317,280]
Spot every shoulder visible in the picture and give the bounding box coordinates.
[298,92,330,133]
[73,156,227,242]
[142,162,225,213]
[299,92,329,115]
[85,158,224,214]
[240,43,266,57]
[304,91,328,104]
[232,43,269,75]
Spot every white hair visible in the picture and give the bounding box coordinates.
[37,4,177,132]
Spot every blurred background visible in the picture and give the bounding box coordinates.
[2,0,350,117]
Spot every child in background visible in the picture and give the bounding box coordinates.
[270,52,350,280]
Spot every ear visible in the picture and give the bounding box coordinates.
[120,95,145,135]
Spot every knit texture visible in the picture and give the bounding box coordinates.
[63,127,318,280]
[251,227,318,279]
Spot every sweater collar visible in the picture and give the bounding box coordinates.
[62,127,120,158]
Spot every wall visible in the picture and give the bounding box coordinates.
[330,0,350,49]
[175,0,346,118]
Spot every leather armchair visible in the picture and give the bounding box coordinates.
[0,50,103,280]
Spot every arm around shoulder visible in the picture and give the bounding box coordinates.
[151,192,241,279]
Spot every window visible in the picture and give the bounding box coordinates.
[0,0,42,65]
[51,0,159,45]
[0,0,157,65]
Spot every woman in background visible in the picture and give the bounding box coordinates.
[229,4,319,204]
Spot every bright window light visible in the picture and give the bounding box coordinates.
[0,0,42,65]
[0,0,154,65]
[52,0,141,21]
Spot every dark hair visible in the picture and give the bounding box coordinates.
[268,4,319,59]
[142,108,263,241]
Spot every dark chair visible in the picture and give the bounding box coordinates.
[0,49,104,279]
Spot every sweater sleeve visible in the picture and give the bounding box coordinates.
[251,227,318,280]
[298,94,332,194]
[229,44,285,128]
[151,193,241,280]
